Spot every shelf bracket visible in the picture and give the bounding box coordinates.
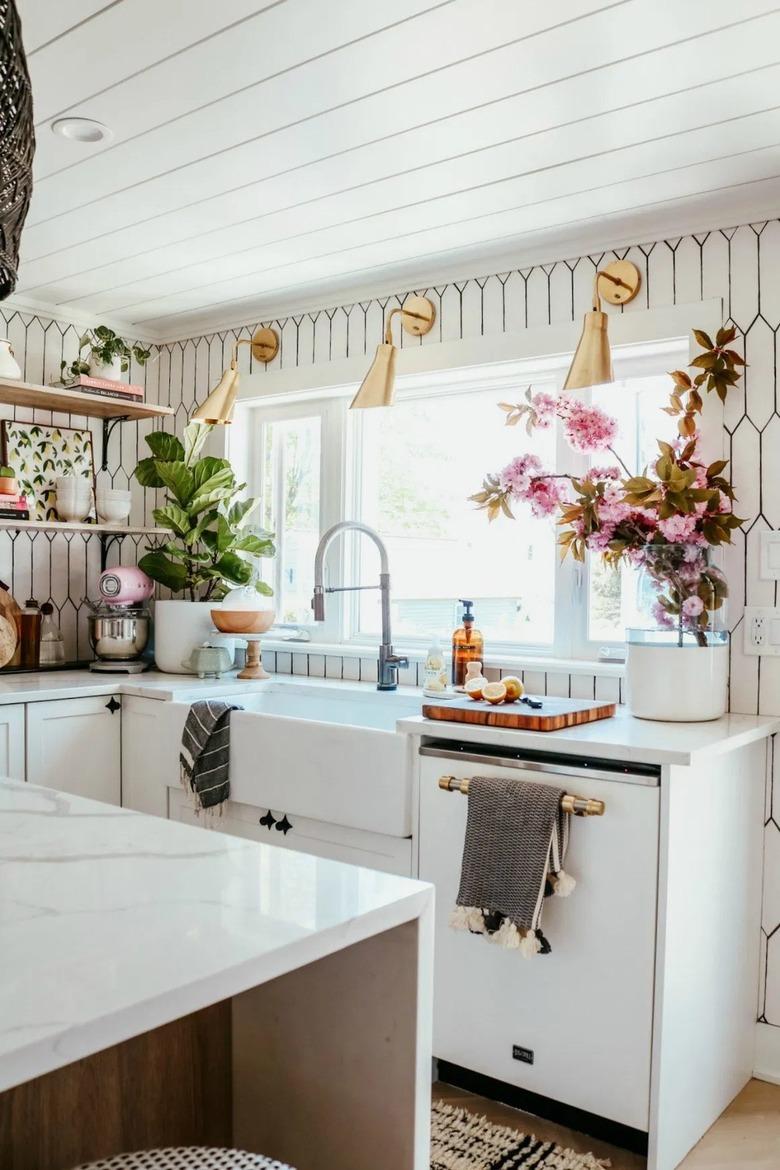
[101,416,129,472]
[99,531,127,573]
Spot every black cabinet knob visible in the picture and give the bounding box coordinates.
[276,814,293,835]
[105,697,121,714]
[258,810,276,830]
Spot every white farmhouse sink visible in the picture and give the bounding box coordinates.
[168,679,423,838]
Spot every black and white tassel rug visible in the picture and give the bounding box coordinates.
[431,1102,608,1169]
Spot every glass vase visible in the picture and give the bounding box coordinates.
[625,542,728,722]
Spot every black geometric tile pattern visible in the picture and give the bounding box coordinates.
[4,219,777,1023]
[155,221,780,1026]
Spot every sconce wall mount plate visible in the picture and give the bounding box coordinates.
[246,326,279,364]
[596,260,641,306]
[398,294,436,337]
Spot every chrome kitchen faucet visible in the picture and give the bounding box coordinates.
[312,521,409,691]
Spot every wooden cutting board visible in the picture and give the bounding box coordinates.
[422,694,616,731]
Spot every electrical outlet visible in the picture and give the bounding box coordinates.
[744,607,780,655]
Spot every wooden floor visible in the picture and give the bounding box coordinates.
[434,1078,780,1169]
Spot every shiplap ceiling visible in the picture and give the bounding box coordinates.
[12,0,780,338]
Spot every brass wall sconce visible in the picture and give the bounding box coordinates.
[350,295,436,409]
[563,260,642,392]
[192,326,280,425]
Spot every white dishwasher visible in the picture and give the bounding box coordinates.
[418,740,660,1134]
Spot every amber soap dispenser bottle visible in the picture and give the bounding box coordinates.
[451,599,484,687]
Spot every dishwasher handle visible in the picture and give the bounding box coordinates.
[438,774,605,816]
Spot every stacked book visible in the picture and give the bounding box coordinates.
[66,374,145,403]
[0,492,30,521]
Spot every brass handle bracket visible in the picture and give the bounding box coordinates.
[438,774,605,816]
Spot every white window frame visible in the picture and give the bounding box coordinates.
[233,298,724,663]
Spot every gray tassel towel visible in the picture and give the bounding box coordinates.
[180,699,242,813]
[450,776,576,957]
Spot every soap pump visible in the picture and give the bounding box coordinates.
[452,599,484,688]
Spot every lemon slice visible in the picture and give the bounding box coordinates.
[501,676,524,702]
[464,676,487,700]
[482,681,507,705]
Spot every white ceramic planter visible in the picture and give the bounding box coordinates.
[153,600,234,675]
[89,354,124,382]
[626,641,728,721]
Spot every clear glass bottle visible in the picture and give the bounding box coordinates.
[39,602,65,667]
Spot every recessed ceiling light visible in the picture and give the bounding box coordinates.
[51,117,113,144]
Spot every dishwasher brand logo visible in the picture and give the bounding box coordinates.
[512,1045,534,1065]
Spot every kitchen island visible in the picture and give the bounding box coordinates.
[0,778,434,1170]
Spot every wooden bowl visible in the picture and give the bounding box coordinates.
[211,608,275,635]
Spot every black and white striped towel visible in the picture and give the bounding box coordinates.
[179,700,242,813]
[450,776,576,957]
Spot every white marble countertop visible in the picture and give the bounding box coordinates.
[397,708,780,766]
[0,667,275,705]
[0,779,432,1093]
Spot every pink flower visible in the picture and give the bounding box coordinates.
[588,465,622,482]
[682,596,704,618]
[530,392,557,429]
[658,513,699,543]
[527,476,568,518]
[683,543,705,563]
[499,453,543,497]
[563,403,618,454]
[651,601,675,630]
[694,466,708,488]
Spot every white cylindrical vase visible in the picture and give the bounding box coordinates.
[626,638,728,722]
[153,600,234,675]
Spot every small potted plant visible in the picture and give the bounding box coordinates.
[134,422,275,673]
[0,466,17,496]
[58,325,153,384]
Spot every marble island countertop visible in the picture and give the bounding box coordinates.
[0,779,432,1093]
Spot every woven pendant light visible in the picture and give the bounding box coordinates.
[0,0,34,300]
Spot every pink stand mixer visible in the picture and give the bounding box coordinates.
[87,567,155,673]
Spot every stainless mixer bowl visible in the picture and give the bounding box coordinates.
[88,610,151,661]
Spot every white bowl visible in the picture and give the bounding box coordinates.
[55,476,90,490]
[97,487,131,500]
[96,500,131,524]
[56,500,92,522]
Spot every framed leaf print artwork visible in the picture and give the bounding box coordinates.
[0,421,96,521]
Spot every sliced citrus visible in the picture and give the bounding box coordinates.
[501,675,524,702]
[482,681,507,705]
[464,676,487,700]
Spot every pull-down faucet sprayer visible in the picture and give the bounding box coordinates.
[312,521,408,691]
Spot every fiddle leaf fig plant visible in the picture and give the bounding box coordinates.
[134,423,275,601]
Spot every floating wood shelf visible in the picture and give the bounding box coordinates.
[0,376,174,422]
[0,520,164,536]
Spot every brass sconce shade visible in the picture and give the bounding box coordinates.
[350,295,436,409]
[192,326,279,425]
[563,260,641,392]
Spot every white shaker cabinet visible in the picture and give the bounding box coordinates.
[0,704,25,781]
[26,695,122,805]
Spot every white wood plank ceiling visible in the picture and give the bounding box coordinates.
[13,0,780,338]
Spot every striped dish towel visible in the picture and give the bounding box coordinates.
[450,776,576,956]
[179,700,242,813]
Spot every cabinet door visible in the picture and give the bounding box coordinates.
[26,696,121,805]
[0,704,25,780]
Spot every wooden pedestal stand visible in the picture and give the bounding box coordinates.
[237,633,270,680]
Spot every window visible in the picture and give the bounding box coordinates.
[251,337,690,659]
[349,382,557,649]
